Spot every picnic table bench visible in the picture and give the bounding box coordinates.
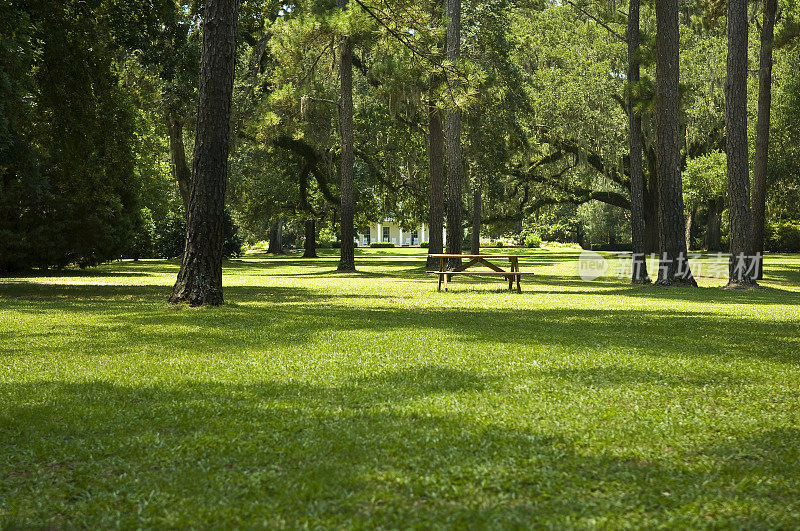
[427,254,535,293]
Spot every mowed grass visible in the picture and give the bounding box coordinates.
[1,247,799,528]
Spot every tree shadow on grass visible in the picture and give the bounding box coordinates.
[3,294,790,365]
[539,366,743,388]
[2,276,798,365]
[1,371,798,527]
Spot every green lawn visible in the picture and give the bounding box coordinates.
[1,247,799,528]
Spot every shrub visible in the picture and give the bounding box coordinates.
[419,241,429,248]
[331,241,342,249]
[153,209,242,259]
[126,208,156,260]
[370,242,395,248]
[221,210,244,258]
[524,233,542,248]
[316,228,335,248]
[489,240,505,248]
[765,220,800,252]
[154,210,187,259]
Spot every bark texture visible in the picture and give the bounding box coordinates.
[169,0,238,306]
[654,0,696,286]
[685,208,695,251]
[445,0,463,268]
[303,218,317,258]
[470,177,481,255]
[751,0,777,280]
[337,0,356,272]
[426,0,445,271]
[726,0,757,286]
[627,0,650,283]
[267,219,283,254]
[166,111,191,212]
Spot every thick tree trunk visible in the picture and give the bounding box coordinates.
[726,0,757,287]
[628,0,650,283]
[644,147,660,253]
[267,219,283,254]
[654,0,696,286]
[751,0,777,280]
[303,218,317,258]
[337,0,356,272]
[426,0,445,271]
[471,178,481,255]
[706,198,724,252]
[166,111,191,212]
[445,0,463,269]
[685,208,695,251]
[169,0,238,306]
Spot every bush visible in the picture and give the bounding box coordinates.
[154,210,187,259]
[524,233,542,249]
[419,241,429,248]
[316,228,335,248]
[221,210,244,258]
[488,240,505,248]
[370,242,395,248]
[152,209,243,259]
[766,220,800,252]
[331,241,342,249]
[126,208,156,260]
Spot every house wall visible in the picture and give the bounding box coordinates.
[354,220,444,246]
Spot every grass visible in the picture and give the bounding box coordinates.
[1,247,799,528]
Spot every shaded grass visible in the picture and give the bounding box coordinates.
[1,248,799,527]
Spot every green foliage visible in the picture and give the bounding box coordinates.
[765,220,800,252]
[146,210,242,260]
[0,1,142,273]
[524,233,542,248]
[370,242,395,248]
[419,241,429,248]
[683,151,727,210]
[126,208,157,260]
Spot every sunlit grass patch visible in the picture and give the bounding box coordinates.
[1,249,799,527]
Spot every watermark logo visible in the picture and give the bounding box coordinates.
[578,250,609,281]
[575,252,763,281]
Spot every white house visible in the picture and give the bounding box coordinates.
[354,219,446,247]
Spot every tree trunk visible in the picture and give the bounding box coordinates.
[337,0,356,272]
[303,218,317,258]
[166,110,191,213]
[471,177,481,255]
[267,219,283,254]
[654,0,696,286]
[628,0,650,283]
[644,147,660,253]
[705,197,724,252]
[685,208,695,251]
[445,0,463,269]
[426,0,445,271]
[751,0,777,280]
[169,0,238,306]
[726,0,757,287]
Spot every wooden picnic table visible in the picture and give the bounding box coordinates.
[427,254,534,292]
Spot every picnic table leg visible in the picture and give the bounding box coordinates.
[506,258,516,291]
[511,258,521,293]
[437,273,442,292]
[443,272,448,292]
